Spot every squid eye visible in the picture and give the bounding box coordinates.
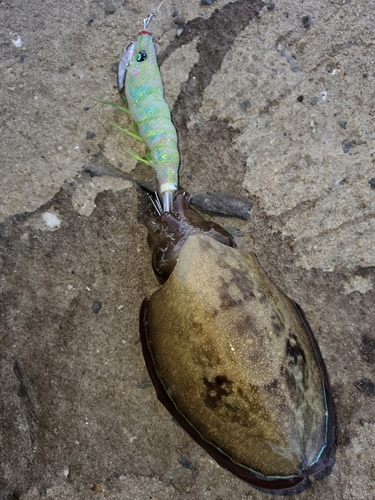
[136,50,147,62]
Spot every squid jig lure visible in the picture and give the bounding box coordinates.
[117,6,179,212]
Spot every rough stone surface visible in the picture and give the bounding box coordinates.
[1,0,375,499]
[190,192,253,219]
[200,1,375,271]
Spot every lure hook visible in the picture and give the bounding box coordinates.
[148,192,163,216]
[143,0,165,30]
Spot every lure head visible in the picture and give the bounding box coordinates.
[117,30,156,93]
[143,190,236,284]
[124,31,161,101]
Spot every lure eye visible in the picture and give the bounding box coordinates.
[136,50,147,62]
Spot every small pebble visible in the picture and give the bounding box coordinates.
[42,212,61,229]
[339,120,347,129]
[201,0,215,4]
[88,14,96,24]
[179,456,194,470]
[369,178,375,189]
[283,52,301,72]
[190,193,253,220]
[11,33,23,48]
[297,95,304,102]
[86,131,96,140]
[267,2,275,10]
[91,301,102,314]
[342,140,353,154]
[240,99,252,111]
[92,483,102,493]
[139,377,153,389]
[310,96,318,105]
[83,106,90,111]
[302,15,312,28]
[104,5,116,14]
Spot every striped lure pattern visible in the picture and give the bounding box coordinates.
[123,29,179,201]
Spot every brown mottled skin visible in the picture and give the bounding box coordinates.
[143,190,235,284]
[140,191,335,494]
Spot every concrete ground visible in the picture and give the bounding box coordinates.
[1,0,375,498]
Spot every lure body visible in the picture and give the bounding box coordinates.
[118,28,179,210]
[140,191,336,494]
